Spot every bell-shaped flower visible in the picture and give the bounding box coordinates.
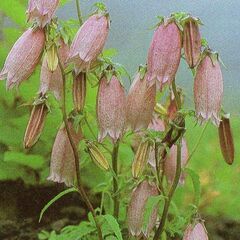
[183,222,209,240]
[48,120,82,187]
[126,66,156,131]
[0,28,45,89]
[97,70,126,142]
[127,180,159,237]
[27,0,59,28]
[194,50,223,126]
[68,13,109,74]
[147,19,182,89]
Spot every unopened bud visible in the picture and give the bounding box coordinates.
[73,72,87,113]
[46,45,58,72]
[86,141,109,170]
[183,222,208,240]
[132,140,151,178]
[218,114,234,165]
[24,101,48,149]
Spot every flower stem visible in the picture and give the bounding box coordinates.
[172,78,181,110]
[59,58,102,240]
[75,0,83,26]
[112,140,120,219]
[153,139,182,240]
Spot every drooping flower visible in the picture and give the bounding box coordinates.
[128,180,159,237]
[39,39,69,100]
[97,71,126,142]
[0,28,45,89]
[48,120,82,187]
[183,17,202,68]
[72,72,87,113]
[218,114,235,165]
[164,138,188,185]
[147,19,182,89]
[27,0,60,28]
[183,222,209,240]
[126,66,156,131]
[68,13,109,74]
[194,50,223,126]
[24,100,48,149]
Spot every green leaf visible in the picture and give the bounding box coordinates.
[39,188,77,222]
[103,214,123,240]
[59,0,71,6]
[4,151,45,170]
[184,168,201,207]
[143,195,165,232]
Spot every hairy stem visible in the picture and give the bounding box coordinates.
[172,78,181,110]
[75,0,83,25]
[112,140,120,219]
[187,121,209,162]
[153,140,182,240]
[59,58,102,240]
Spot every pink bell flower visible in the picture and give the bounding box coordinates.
[97,73,126,143]
[194,51,223,126]
[27,0,59,28]
[0,28,45,89]
[183,222,209,240]
[68,13,109,74]
[147,20,182,89]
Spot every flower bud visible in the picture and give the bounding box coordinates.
[128,180,159,237]
[132,140,151,178]
[194,51,223,126]
[97,72,126,143]
[68,13,109,74]
[183,222,208,240]
[167,95,178,120]
[24,101,48,149]
[48,120,82,187]
[164,138,188,185]
[46,45,58,72]
[39,55,63,100]
[126,66,156,131]
[0,28,45,89]
[73,72,87,113]
[147,19,182,89]
[27,0,59,28]
[183,17,201,68]
[86,141,109,170]
[218,114,234,165]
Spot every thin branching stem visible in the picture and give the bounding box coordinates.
[153,139,182,240]
[58,57,103,240]
[112,140,120,219]
[75,0,83,25]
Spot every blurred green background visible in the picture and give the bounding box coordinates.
[0,0,239,239]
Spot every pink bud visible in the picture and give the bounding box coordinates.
[128,180,159,237]
[183,222,209,240]
[68,13,109,74]
[39,55,63,100]
[164,138,188,185]
[183,18,201,68]
[167,95,178,121]
[194,52,223,126]
[97,74,126,142]
[126,69,156,131]
[0,28,45,89]
[27,0,59,28]
[48,121,82,187]
[147,21,182,89]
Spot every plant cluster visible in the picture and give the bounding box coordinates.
[0,1,235,239]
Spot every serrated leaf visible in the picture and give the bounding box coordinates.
[39,188,77,222]
[103,214,123,240]
[184,168,201,207]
